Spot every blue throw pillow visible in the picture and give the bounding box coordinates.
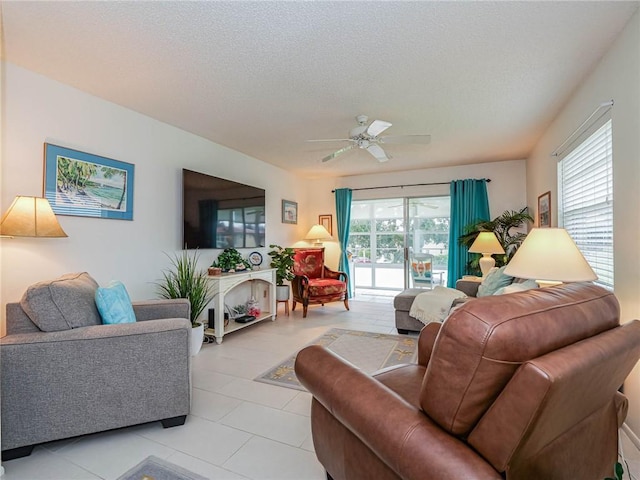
[95,281,136,324]
[477,266,514,297]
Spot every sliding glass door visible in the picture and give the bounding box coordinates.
[348,196,450,295]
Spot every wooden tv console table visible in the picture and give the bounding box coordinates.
[204,268,276,344]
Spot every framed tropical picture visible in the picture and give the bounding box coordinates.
[538,191,551,227]
[44,144,135,220]
[282,199,298,224]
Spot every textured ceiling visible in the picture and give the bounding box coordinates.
[1,1,638,178]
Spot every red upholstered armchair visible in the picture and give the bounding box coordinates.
[291,248,349,318]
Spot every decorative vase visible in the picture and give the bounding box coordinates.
[190,323,204,356]
[276,285,290,301]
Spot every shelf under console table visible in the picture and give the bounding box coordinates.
[204,268,276,344]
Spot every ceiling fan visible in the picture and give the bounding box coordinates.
[308,115,431,163]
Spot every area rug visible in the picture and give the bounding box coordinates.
[117,456,208,480]
[255,328,418,391]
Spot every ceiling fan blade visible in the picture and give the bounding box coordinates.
[366,144,390,163]
[367,120,392,137]
[306,138,352,143]
[322,144,355,163]
[379,134,431,145]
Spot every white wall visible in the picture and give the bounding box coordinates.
[1,63,306,329]
[525,11,640,431]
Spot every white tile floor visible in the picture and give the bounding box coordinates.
[1,294,398,480]
[4,293,639,480]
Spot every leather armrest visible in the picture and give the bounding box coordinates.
[295,345,501,480]
[418,323,441,366]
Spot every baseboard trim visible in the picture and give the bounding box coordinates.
[622,422,640,451]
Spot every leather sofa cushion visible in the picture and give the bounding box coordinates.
[421,282,619,436]
[20,272,102,331]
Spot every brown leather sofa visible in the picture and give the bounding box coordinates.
[295,282,640,480]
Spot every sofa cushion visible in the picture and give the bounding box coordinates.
[477,266,513,297]
[308,278,346,297]
[20,272,101,331]
[420,282,619,437]
[393,288,426,311]
[95,281,136,324]
[293,248,324,278]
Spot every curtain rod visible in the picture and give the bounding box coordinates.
[551,100,614,157]
[332,179,491,193]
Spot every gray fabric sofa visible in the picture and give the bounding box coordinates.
[394,280,481,334]
[1,276,192,461]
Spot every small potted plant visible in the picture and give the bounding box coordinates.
[211,248,251,272]
[268,244,295,301]
[156,250,213,356]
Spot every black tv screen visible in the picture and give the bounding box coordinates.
[182,169,265,249]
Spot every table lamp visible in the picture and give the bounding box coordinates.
[0,196,68,238]
[468,232,505,278]
[305,224,332,246]
[503,228,596,286]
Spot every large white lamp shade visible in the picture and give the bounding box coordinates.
[468,232,505,277]
[503,228,596,282]
[0,196,68,238]
[305,224,332,246]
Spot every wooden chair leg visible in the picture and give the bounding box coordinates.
[292,301,297,311]
[344,298,350,311]
[303,304,308,318]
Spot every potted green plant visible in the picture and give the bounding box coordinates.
[156,250,213,355]
[268,244,295,301]
[459,207,533,275]
[211,248,251,272]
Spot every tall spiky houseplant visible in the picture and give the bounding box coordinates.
[156,250,213,327]
[459,207,533,275]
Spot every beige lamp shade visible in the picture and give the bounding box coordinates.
[468,232,505,255]
[305,224,332,245]
[503,228,597,282]
[0,196,68,238]
[469,232,505,277]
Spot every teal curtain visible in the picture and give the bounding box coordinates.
[447,179,490,287]
[335,188,353,297]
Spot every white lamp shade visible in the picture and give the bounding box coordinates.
[0,196,68,237]
[304,224,332,241]
[503,228,597,282]
[468,232,505,255]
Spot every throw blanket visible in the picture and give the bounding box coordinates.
[409,286,467,325]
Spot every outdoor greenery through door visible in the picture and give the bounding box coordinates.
[348,197,450,295]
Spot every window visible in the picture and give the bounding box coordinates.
[558,118,613,288]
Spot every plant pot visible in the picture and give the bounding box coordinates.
[276,285,290,301]
[190,323,204,356]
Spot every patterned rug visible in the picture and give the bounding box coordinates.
[255,328,418,391]
[117,456,207,480]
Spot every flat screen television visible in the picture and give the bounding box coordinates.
[182,169,265,249]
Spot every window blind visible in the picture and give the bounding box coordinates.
[558,119,613,289]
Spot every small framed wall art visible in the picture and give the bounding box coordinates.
[44,143,135,220]
[319,214,332,235]
[282,199,298,224]
[537,191,551,227]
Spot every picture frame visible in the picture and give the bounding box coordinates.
[538,191,551,227]
[282,199,298,224]
[44,143,135,220]
[319,214,333,235]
